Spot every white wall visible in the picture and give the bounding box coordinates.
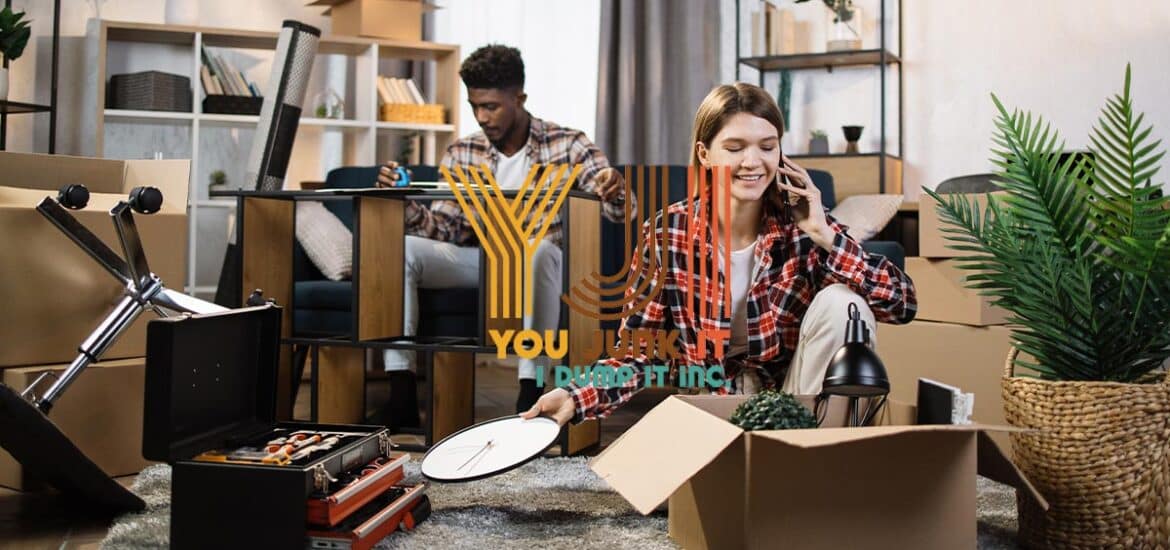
[900,0,1170,197]
[728,0,1170,198]
[432,0,601,139]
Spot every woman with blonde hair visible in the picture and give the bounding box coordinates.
[524,82,916,425]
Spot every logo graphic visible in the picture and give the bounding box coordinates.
[562,165,671,321]
[442,164,581,319]
[442,163,736,386]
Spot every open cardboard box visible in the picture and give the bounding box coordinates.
[0,152,189,367]
[591,394,1045,549]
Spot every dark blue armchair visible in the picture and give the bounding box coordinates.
[292,165,478,339]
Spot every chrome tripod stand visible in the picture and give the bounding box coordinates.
[0,186,254,513]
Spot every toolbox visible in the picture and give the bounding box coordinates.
[142,305,424,549]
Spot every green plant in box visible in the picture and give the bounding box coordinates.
[728,389,816,431]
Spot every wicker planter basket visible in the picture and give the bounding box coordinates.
[1001,347,1170,548]
[380,103,445,125]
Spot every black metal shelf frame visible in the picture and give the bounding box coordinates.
[0,0,58,153]
[734,0,902,193]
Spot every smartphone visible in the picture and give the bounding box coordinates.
[777,146,792,223]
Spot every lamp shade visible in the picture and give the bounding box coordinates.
[821,303,889,397]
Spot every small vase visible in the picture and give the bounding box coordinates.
[842,125,864,154]
[312,88,345,120]
[0,67,7,101]
[808,136,829,155]
[825,2,863,52]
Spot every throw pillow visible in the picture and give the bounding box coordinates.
[829,194,904,242]
[295,201,352,281]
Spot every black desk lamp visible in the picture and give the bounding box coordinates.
[814,303,890,427]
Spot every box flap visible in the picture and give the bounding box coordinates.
[0,152,126,194]
[122,159,190,212]
[750,422,1011,449]
[590,395,742,514]
[977,431,1048,511]
[142,305,281,462]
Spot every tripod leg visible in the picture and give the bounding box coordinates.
[34,294,146,413]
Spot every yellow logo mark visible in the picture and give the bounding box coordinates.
[562,166,670,321]
[441,163,582,319]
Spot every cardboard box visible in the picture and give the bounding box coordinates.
[591,394,1043,549]
[878,321,1017,451]
[0,152,189,367]
[0,357,153,490]
[919,191,1005,258]
[310,0,438,42]
[906,257,1009,326]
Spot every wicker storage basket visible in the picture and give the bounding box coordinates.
[108,71,192,112]
[1002,347,1170,548]
[380,104,444,124]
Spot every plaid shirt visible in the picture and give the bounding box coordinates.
[404,116,629,246]
[566,198,918,422]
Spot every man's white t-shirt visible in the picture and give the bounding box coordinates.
[494,145,531,190]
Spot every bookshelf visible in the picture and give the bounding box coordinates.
[86,20,460,299]
[735,0,902,197]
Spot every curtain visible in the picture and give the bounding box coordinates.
[595,0,722,166]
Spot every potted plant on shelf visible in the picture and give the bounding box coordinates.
[0,6,31,102]
[927,65,1170,548]
[208,170,228,193]
[796,0,861,51]
[808,129,829,154]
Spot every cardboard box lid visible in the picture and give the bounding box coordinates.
[142,305,282,462]
[590,396,744,515]
[593,394,1047,516]
[0,152,189,204]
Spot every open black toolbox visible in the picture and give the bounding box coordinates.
[143,305,428,549]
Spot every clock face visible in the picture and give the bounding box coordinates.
[421,416,561,482]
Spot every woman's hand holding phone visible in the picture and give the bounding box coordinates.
[775,154,835,250]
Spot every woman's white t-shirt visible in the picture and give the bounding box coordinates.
[726,238,759,359]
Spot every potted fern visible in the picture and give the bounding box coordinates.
[927,65,1170,547]
[0,6,31,101]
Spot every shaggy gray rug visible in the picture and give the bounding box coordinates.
[101,459,1019,549]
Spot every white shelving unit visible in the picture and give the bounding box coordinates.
[88,20,461,300]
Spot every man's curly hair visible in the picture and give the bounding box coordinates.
[459,44,525,90]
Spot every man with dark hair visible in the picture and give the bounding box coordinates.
[377,44,629,429]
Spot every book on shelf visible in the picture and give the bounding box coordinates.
[750,1,796,56]
[200,46,260,97]
[377,76,427,105]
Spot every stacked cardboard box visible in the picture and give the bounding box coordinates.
[879,191,1016,449]
[308,0,439,42]
[0,152,189,489]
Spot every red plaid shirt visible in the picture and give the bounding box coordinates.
[404,116,629,246]
[566,198,917,422]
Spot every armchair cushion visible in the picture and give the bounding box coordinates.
[829,194,903,242]
[295,201,353,281]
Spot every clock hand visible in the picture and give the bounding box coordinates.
[457,439,495,471]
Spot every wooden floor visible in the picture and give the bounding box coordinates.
[0,358,672,548]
